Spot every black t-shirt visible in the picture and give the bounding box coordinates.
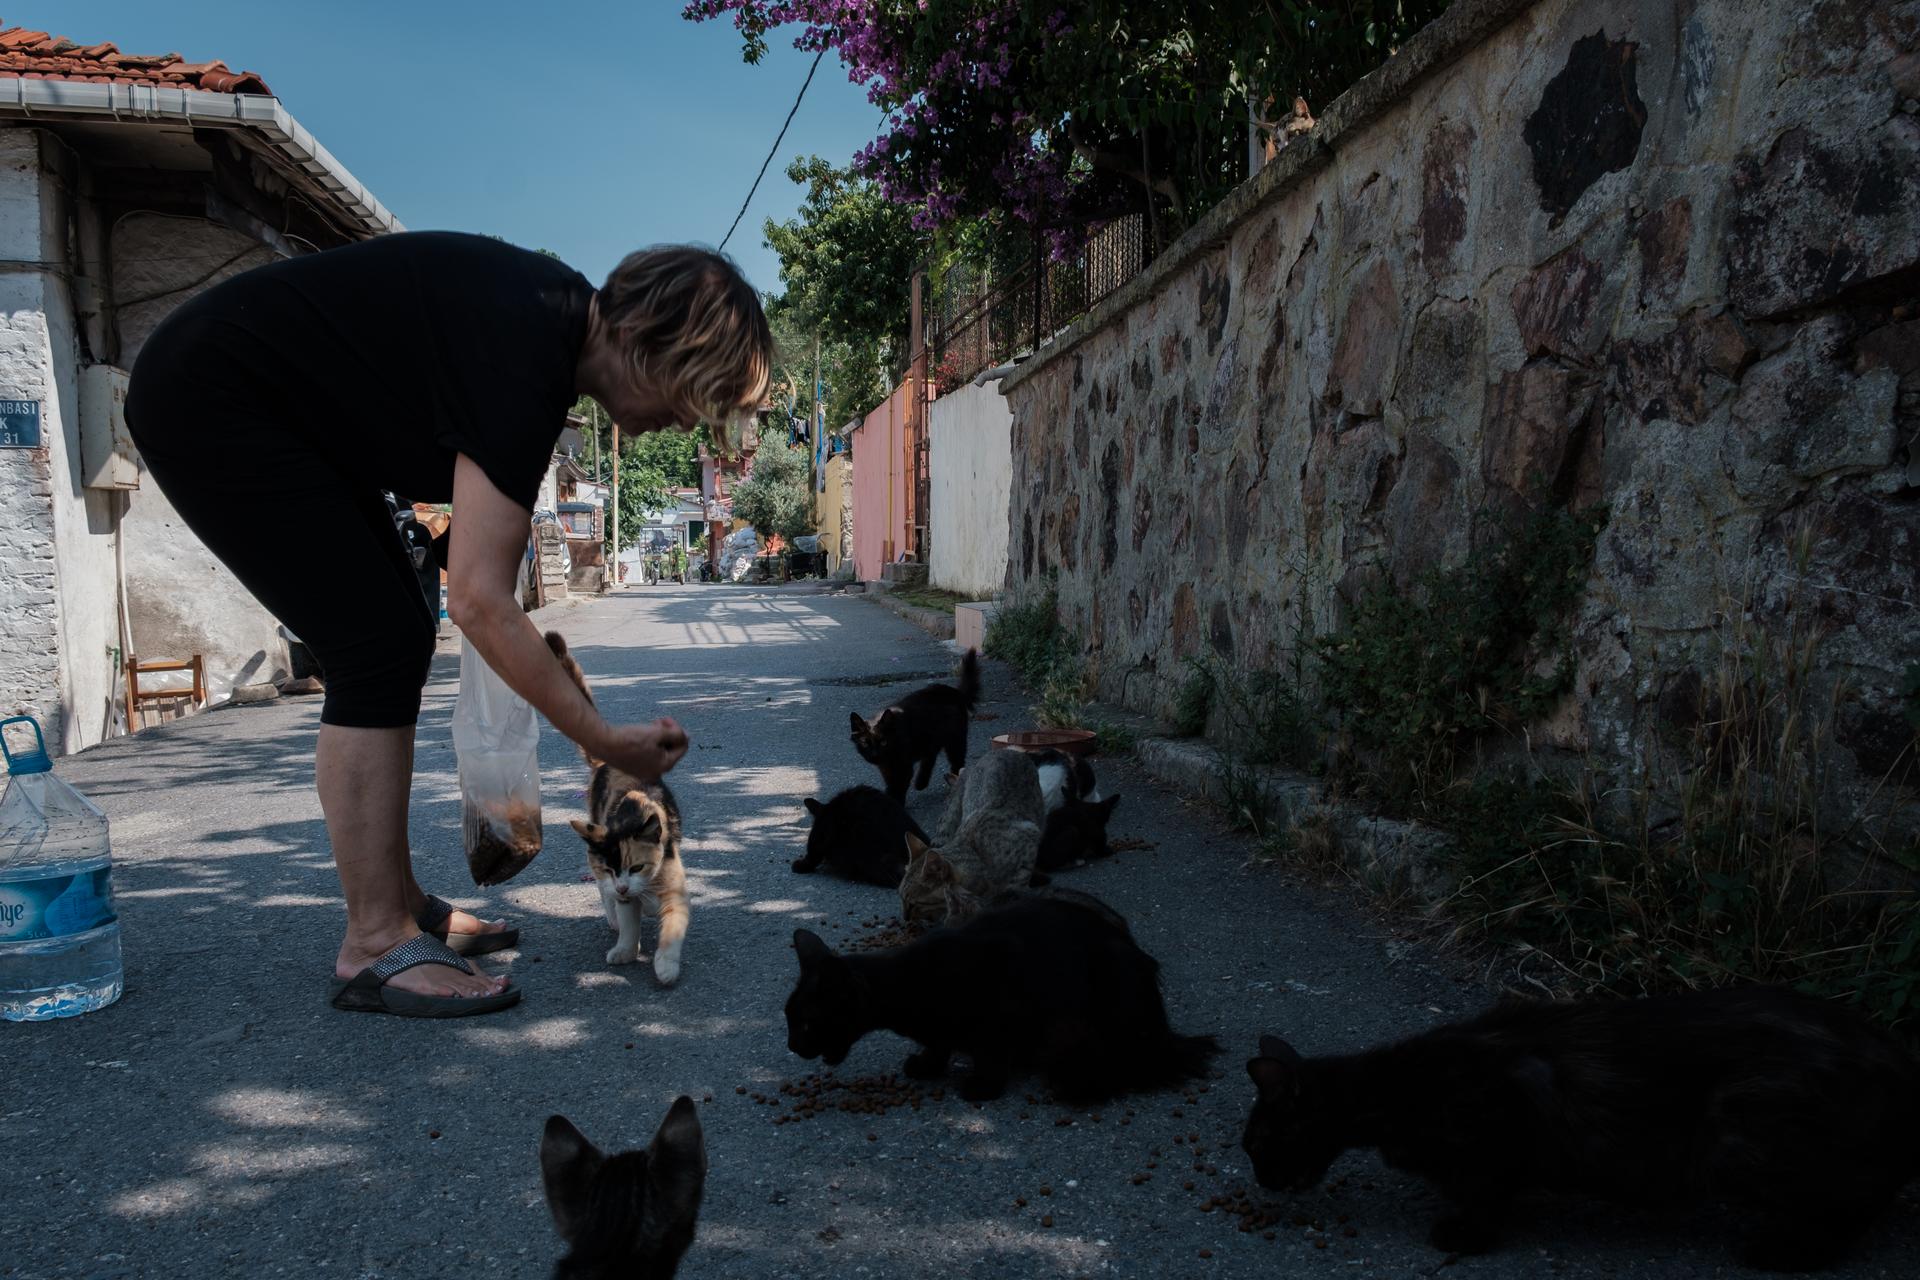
[141,231,592,509]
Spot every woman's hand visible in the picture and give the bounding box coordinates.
[594,718,690,780]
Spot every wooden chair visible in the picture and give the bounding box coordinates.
[125,654,205,731]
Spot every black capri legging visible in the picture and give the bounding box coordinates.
[126,363,437,730]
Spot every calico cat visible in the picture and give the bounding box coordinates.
[1036,794,1123,870]
[1242,986,1920,1270]
[549,632,691,984]
[793,785,927,886]
[540,1096,706,1280]
[897,748,1044,925]
[785,891,1218,1101]
[850,648,980,800]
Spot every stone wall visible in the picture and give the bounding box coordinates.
[1001,0,1919,818]
[928,377,1013,598]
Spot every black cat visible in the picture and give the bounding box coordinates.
[784,891,1217,1101]
[1242,986,1920,1271]
[540,1097,706,1280]
[794,785,928,886]
[1036,794,1123,869]
[850,649,980,800]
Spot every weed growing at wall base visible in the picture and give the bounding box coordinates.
[983,585,1093,730]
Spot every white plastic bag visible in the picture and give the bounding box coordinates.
[452,643,543,885]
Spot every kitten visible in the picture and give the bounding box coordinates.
[1036,794,1123,870]
[1242,986,1920,1270]
[549,632,691,984]
[850,648,980,800]
[540,1096,706,1280]
[784,891,1219,1101]
[898,749,1044,926]
[793,785,927,886]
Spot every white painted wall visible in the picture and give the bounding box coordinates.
[927,378,1013,598]
[0,132,66,747]
[0,130,119,754]
[116,213,289,706]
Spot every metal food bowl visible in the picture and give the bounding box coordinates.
[991,729,1097,758]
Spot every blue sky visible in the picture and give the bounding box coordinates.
[26,1,885,292]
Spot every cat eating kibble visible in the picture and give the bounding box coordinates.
[784,890,1218,1101]
[897,748,1045,925]
[793,785,927,886]
[1241,986,1920,1270]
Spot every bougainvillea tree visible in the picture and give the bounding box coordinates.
[685,1,1452,251]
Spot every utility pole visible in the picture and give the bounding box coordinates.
[811,332,822,498]
[610,417,621,588]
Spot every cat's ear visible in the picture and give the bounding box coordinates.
[540,1114,604,1244]
[793,928,834,966]
[804,797,823,816]
[904,832,930,860]
[635,813,663,844]
[1248,1036,1304,1099]
[645,1096,707,1223]
[1097,794,1122,820]
[1258,1034,1300,1063]
[850,712,870,738]
[922,849,956,884]
[569,819,607,843]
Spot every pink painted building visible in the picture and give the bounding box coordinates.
[847,380,919,581]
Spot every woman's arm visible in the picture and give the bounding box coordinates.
[446,453,687,777]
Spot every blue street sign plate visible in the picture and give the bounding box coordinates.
[0,400,41,448]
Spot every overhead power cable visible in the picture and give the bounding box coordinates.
[718,48,827,253]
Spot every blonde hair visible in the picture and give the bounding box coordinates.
[598,246,772,427]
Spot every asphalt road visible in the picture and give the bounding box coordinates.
[5,584,1916,1279]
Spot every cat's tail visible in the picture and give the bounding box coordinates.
[1138,1032,1222,1088]
[956,647,981,712]
[545,631,601,766]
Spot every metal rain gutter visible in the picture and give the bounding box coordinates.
[0,76,401,237]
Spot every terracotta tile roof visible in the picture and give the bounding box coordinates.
[0,24,271,95]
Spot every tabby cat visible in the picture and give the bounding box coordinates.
[897,748,1044,925]
[850,649,980,800]
[540,1096,706,1279]
[785,891,1218,1101]
[550,632,691,984]
[1242,986,1920,1270]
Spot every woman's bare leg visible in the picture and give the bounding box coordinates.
[319,724,506,998]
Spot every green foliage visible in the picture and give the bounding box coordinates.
[1093,720,1137,757]
[729,441,814,542]
[983,587,1090,730]
[763,156,923,422]
[1431,561,1920,1039]
[1171,659,1215,738]
[890,586,968,615]
[1315,507,1602,797]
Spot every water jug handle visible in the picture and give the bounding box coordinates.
[0,715,52,775]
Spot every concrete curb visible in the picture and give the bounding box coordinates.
[1131,733,1459,905]
[860,590,959,641]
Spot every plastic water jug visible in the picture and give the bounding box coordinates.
[0,716,122,1020]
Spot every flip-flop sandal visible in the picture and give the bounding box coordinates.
[415,893,520,957]
[328,932,521,1018]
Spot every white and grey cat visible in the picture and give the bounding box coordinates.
[899,748,1044,925]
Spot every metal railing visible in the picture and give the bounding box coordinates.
[928,214,1150,391]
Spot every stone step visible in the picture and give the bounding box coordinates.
[881,561,929,587]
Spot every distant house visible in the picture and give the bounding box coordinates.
[0,23,400,752]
